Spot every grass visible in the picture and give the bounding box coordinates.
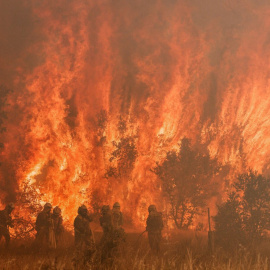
[0,231,269,269]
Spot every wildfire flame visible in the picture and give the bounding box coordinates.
[0,0,270,231]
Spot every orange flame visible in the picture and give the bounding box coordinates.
[1,0,270,230]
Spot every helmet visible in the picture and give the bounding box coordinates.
[78,205,88,215]
[44,203,52,209]
[113,202,120,208]
[101,205,110,213]
[53,206,61,215]
[148,205,156,213]
[101,205,109,211]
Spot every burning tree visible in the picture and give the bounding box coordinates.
[12,181,44,239]
[153,138,219,229]
[214,171,270,249]
[94,109,108,147]
[106,116,138,179]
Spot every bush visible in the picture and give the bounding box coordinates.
[214,171,270,250]
[153,137,220,229]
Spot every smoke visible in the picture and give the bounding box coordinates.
[0,1,43,87]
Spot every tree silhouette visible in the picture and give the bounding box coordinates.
[153,138,219,229]
[107,116,138,178]
[214,170,270,250]
[94,109,108,146]
[214,192,245,250]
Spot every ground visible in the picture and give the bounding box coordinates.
[0,231,269,269]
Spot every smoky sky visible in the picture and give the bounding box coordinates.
[0,1,44,87]
[0,0,267,94]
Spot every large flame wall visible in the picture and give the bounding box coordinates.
[0,0,270,228]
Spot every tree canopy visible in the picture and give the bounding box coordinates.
[214,170,270,250]
[153,138,219,229]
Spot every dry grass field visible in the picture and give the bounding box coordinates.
[0,231,269,270]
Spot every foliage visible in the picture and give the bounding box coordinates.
[12,181,44,239]
[234,171,270,240]
[95,109,108,146]
[214,170,270,250]
[214,192,245,250]
[153,138,219,229]
[106,116,138,178]
[110,137,137,176]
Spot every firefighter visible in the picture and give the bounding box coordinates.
[0,203,15,248]
[112,202,123,229]
[52,206,64,246]
[146,205,163,254]
[35,202,55,249]
[73,205,95,267]
[100,205,113,240]
[99,205,113,262]
[111,202,125,247]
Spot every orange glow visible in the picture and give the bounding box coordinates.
[1,0,270,231]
